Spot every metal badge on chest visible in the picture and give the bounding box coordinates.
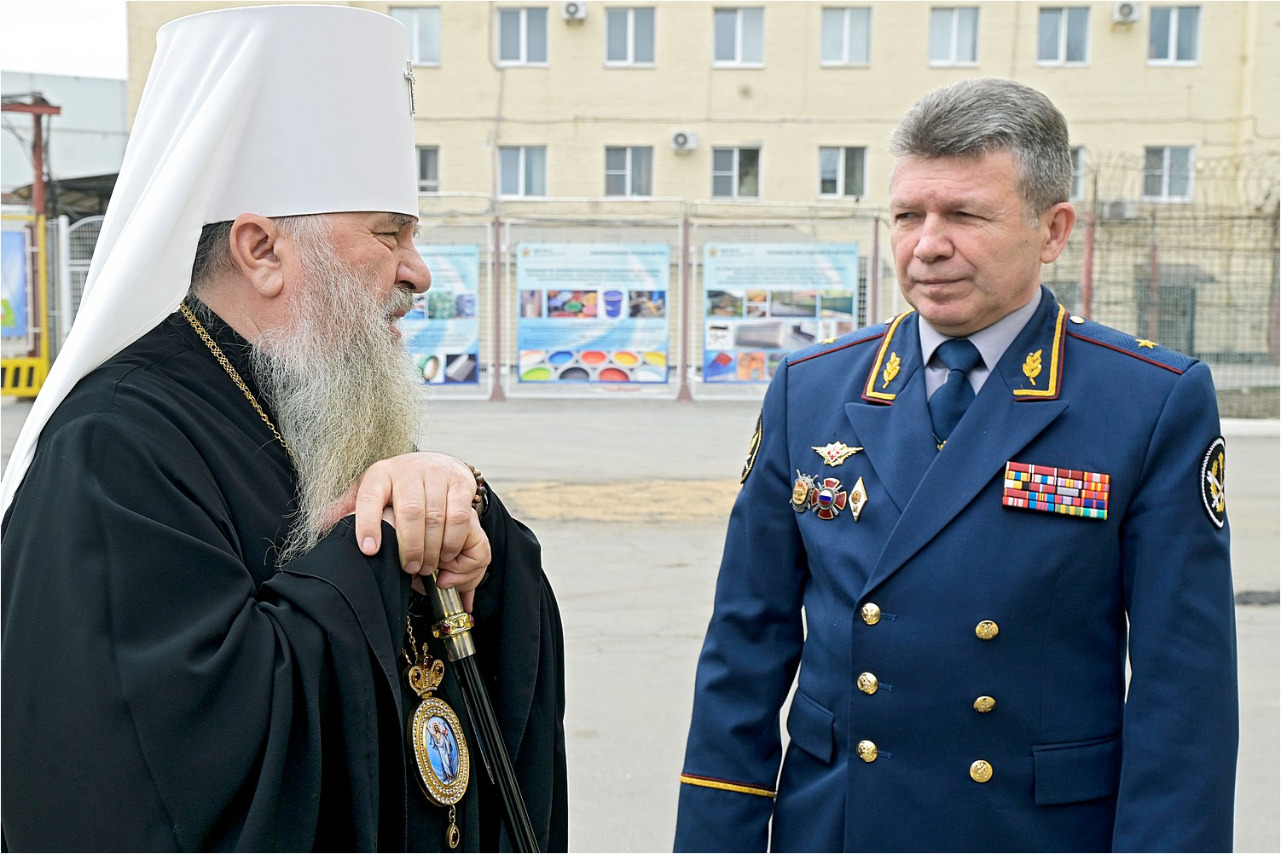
[787,441,869,522]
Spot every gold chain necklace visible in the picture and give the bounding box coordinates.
[179,301,293,458]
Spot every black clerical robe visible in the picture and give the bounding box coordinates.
[1,310,567,852]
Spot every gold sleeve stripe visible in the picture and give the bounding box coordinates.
[679,773,776,799]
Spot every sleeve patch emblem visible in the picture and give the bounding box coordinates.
[741,412,763,484]
[1200,436,1227,529]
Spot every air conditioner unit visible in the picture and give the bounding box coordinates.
[561,1,587,21]
[1102,199,1140,220]
[670,130,699,152]
[1112,1,1141,23]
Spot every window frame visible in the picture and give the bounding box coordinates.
[711,147,761,199]
[391,6,442,66]
[928,6,980,67]
[1141,145,1195,202]
[820,7,872,66]
[416,145,440,194]
[496,7,549,67]
[1069,145,1086,201]
[713,7,765,68]
[498,145,548,198]
[1036,6,1090,66]
[817,146,867,199]
[1147,5,1201,65]
[605,7,656,67]
[604,146,654,197]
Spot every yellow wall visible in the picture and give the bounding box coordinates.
[126,1,1280,212]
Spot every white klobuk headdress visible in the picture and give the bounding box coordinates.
[2,5,419,512]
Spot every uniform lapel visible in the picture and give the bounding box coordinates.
[844,372,934,513]
[843,313,934,513]
[860,291,1072,597]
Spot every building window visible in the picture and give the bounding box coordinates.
[929,7,979,66]
[1148,6,1200,64]
[821,7,871,65]
[712,147,760,198]
[1070,145,1086,200]
[497,7,548,65]
[818,146,866,198]
[1037,7,1089,65]
[391,7,442,65]
[713,8,764,66]
[499,146,546,196]
[1142,146,1194,200]
[417,146,439,193]
[605,146,653,196]
[606,7,655,65]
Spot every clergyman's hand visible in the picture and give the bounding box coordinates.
[333,452,492,607]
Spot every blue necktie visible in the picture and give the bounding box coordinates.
[929,338,982,443]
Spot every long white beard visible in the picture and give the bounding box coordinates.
[249,224,426,564]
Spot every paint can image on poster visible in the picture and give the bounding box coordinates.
[515,242,671,384]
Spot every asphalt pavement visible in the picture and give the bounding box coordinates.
[2,395,1277,852]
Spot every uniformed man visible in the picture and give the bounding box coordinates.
[675,78,1237,852]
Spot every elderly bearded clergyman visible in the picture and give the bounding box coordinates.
[0,7,567,851]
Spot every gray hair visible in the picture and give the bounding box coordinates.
[189,215,332,292]
[889,78,1073,218]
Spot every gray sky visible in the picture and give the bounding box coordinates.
[1,0,128,79]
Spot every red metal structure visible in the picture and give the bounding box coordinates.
[2,94,62,396]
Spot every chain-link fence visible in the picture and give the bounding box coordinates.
[1044,151,1280,417]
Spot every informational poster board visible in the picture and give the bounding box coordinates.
[515,242,670,384]
[2,230,29,338]
[702,242,859,383]
[401,244,481,384]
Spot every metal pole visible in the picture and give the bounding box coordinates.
[489,216,506,401]
[1148,213,1160,341]
[56,215,72,354]
[676,216,693,401]
[32,112,47,216]
[1081,212,1095,319]
[869,213,881,325]
[35,215,49,370]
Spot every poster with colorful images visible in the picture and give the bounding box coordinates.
[515,242,670,384]
[702,242,859,383]
[2,230,29,338]
[401,244,481,384]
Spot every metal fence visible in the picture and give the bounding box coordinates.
[1049,224,1279,417]
[28,197,1281,417]
[57,215,102,356]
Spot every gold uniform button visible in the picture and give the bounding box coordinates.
[857,672,879,695]
[973,695,996,713]
[975,620,999,640]
[970,760,993,783]
[857,740,878,763]
[860,602,881,625]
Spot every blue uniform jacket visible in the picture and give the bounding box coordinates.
[675,289,1237,852]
